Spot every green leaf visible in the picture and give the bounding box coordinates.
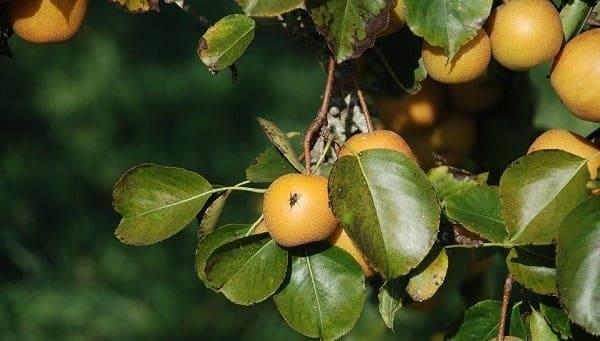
[540,304,572,340]
[509,302,528,340]
[500,151,590,245]
[428,166,486,202]
[530,63,600,137]
[197,191,230,239]
[113,164,212,245]
[560,0,591,41]
[329,149,440,279]
[194,224,253,289]
[530,309,559,341]
[245,146,298,183]
[406,249,448,302]
[404,0,493,59]
[557,196,600,335]
[450,300,501,341]
[256,117,304,173]
[205,234,288,305]
[506,247,557,296]
[273,244,366,340]
[109,0,159,12]
[236,0,304,17]
[378,280,403,331]
[445,185,508,243]
[307,0,395,63]
[198,14,256,71]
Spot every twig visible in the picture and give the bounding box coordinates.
[353,64,374,133]
[497,274,514,341]
[303,57,336,173]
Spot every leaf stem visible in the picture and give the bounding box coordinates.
[207,186,266,195]
[312,133,335,173]
[445,242,511,249]
[303,57,336,174]
[497,274,514,341]
[353,63,374,133]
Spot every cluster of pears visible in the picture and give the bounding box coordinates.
[384,0,600,123]
[5,0,88,43]
[260,130,418,277]
[375,78,502,169]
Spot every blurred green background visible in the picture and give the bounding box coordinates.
[1,1,598,340]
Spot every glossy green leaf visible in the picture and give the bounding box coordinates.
[307,0,394,63]
[404,0,493,59]
[428,166,486,202]
[530,309,559,341]
[445,185,508,243]
[557,196,600,335]
[245,146,298,183]
[506,247,557,296]
[560,0,591,41]
[500,151,590,245]
[256,117,304,173]
[273,244,365,340]
[378,280,403,331]
[509,302,528,340]
[194,224,252,289]
[540,304,572,340]
[406,249,448,302]
[236,0,304,17]
[329,149,440,279]
[113,164,212,245]
[205,234,288,305]
[530,63,599,137]
[450,300,501,341]
[197,191,230,239]
[198,14,256,71]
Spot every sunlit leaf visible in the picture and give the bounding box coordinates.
[378,280,403,331]
[205,234,288,305]
[329,149,440,279]
[273,244,365,340]
[113,164,212,245]
[500,151,589,245]
[557,196,600,335]
[404,0,493,59]
[198,14,256,71]
[530,309,559,341]
[506,247,557,296]
[406,249,448,302]
[236,0,304,17]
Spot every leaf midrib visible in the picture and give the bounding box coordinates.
[509,160,586,242]
[304,247,325,338]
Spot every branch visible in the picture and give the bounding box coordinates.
[303,57,336,173]
[353,64,374,133]
[497,274,514,341]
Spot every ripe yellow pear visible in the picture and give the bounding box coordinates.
[488,0,563,71]
[262,174,338,247]
[379,0,406,37]
[376,80,445,133]
[7,0,88,44]
[327,227,375,277]
[339,130,418,163]
[551,29,600,122]
[422,29,491,84]
[448,76,503,113]
[528,129,600,179]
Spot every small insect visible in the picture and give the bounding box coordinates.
[288,192,299,208]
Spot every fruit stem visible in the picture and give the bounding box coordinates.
[353,63,374,133]
[303,57,337,174]
[312,133,335,173]
[247,215,264,236]
[497,274,514,341]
